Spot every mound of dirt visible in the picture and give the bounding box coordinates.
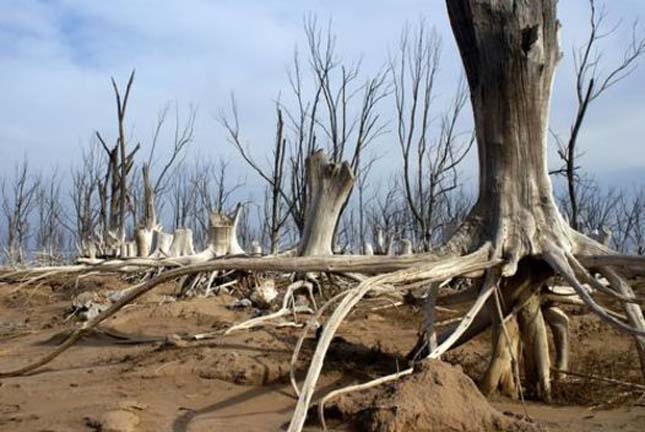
[329,360,541,432]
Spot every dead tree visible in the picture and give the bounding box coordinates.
[551,0,645,230]
[366,178,407,255]
[391,23,473,250]
[616,189,645,254]
[94,70,140,256]
[223,17,387,251]
[35,173,65,264]
[221,103,290,254]
[191,158,244,248]
[4,4,645,432]
[135,103,196,256]
[1,160,39,265]
[68,144,103,257]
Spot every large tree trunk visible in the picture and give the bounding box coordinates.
[298,150,354,256]
[447,0,570,268]
[447,0,567,400]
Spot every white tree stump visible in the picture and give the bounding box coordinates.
[298,151,354,256]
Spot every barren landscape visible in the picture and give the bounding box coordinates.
[1,274,644,431]
[1,0,645,431]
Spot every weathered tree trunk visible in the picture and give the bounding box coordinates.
[205,206,245,257]
[135,163,157,257]
[135,228,153,257]
[446,0,568,400]
[447,0,570,265]
[169,228,195,257]
[297,151,354,256]
[150,230,173,258]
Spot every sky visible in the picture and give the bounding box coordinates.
[0,0,644,190]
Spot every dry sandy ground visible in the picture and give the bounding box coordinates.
[0,275,643,431]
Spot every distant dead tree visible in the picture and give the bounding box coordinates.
[191,158,244,247]
[615,188,645,254]
[95,69,140,255]
[34,173,65,264]
[391,22,473,250]
[135,103,196,255]
[68,143,103,257]
[222,16,388,255]
[551,0,645,230]
[365,178,407,255]
[1,160,39,265]
[221,103,290,253]
[170,168,198,232]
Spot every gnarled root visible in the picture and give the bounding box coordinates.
[286,246,497,432]
[542,305,569,381]
[517,293,552,402]
[480,314,520,398]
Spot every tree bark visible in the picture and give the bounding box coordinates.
[206,206,245,257]
[169,228,195,257]
[298,150,354,256]
[447,0,570,272]
[446,0,569,400]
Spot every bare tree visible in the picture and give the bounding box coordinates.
[551,0,645,229]
[391,23,473,250]
[1,160,40,265]
[140,103,196,230]
[190,158,243,247]
[66,142,103,256]
[222,17,388,254]
[615,188,645,254]
[34,172,65,263]
[95,69,140,254]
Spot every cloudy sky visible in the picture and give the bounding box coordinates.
[1,0,644,189]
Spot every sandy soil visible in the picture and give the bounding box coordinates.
[0,275,643,431]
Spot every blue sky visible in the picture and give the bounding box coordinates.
[0,0,644,189]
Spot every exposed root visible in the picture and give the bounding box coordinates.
[543,249,645,336]
[600,267,645,380]
[567,255,645,303]
[480,289,521,398]
[315,267,500,431]
[542,306,569,381]
[224,306,313,335]
[286,247,498,432]
[0,249,497,379]
[516,292,551,402]
[290,290,353,397]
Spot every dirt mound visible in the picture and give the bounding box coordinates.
[329,360,540,432]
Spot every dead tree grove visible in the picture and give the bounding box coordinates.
[1,2,645,432]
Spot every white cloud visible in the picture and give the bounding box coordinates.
[0,0,643,187]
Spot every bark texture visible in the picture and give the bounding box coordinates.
[298,150,354,256]
[447,0,571,273]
